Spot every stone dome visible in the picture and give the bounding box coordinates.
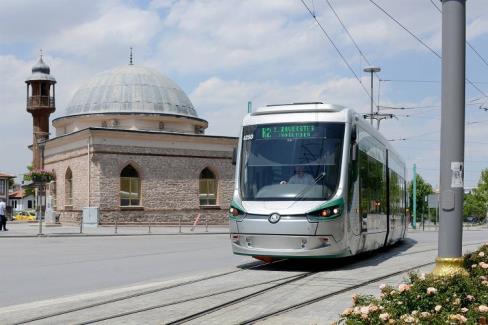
[64,65,198,118]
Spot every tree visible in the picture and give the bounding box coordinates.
[464,168,488,222]
[22,165,35,197]
[408,174,434,222]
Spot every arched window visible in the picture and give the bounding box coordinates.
[65,168,73,207]
[120,165,140,206]
[199,168,217,206]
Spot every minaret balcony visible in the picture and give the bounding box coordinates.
[27,96,55,112]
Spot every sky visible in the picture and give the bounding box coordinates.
[0,0,487,189]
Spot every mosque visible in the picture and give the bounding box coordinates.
[26,54,237,225]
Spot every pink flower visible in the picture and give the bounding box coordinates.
[461,307,469,313]
[420,311,431,318]
[427,287,438,295]
[466,295,475,302]
[399,283,411,293]
[479,251,485,257]
[435,305,442,312]
[449,314,468,323]
[352,294,358,304]
[369,304,379,313]
[360,306,370,315]
[341,307,353,316]
[379,313,390,321]
[479,305,488,312]
[472,264,478,268]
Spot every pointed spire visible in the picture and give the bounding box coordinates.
[31,49,50,75]
[129,47,133,65]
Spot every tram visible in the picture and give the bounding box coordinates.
[229,102,407,259]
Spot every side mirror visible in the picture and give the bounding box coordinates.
[351,143,358,162]
[232,147,237,165]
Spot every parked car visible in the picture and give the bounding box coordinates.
[466,216,480,224]
[14,211,36,221]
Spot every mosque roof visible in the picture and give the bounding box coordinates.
[64,65,198,118]
[25,56,56,82]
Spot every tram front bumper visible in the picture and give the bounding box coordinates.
[230,233,349,258]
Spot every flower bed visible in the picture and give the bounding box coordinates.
[26,169,55,183]
[338,244,488,324]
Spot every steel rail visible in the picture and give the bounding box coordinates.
[12,260,285,325]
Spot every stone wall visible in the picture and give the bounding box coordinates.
[45,138,236,225]
[44,147,91,224]
[99,208,228,225]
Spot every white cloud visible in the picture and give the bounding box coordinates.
[45,5,161,60]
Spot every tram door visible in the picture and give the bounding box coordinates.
[348,125,362,237]
[357,131,388,236]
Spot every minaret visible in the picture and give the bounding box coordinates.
[26,51,56,169]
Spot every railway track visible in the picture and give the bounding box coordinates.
[10,260,284,325]
[8,240,485,325]
[170,241,484,325]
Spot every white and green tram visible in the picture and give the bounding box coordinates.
[229,102,407,259]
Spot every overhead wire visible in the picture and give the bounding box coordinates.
[325,0,387,116]
[325,0,372,66]
[388,119,488,142]
[299,0,377,106]
[367,0,488,99]
[381,79,488,85]
[380,79,440,83]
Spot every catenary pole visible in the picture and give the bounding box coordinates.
[433,0,467,276]
[363,66,381,125]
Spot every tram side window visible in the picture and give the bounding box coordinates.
[359,150,387,216]
[389,170,401,216]
[400,175,406,214]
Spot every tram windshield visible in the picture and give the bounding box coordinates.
[240,122,345,201]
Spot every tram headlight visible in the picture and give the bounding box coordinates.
[316,205,342,218]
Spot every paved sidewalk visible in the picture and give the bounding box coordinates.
[2,222,486,238]
[0,222,229,237]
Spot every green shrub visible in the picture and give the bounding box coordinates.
[337,244,488,324]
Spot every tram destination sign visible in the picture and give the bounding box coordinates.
[259,124,318,140]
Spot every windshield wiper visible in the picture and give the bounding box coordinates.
[293,172,326,201]
[285,172,326,210]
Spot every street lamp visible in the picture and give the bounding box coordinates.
[363,66,381,126]
[34,131,48,236]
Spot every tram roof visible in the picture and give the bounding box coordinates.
[253,102,345,115]
[248,102,405,169]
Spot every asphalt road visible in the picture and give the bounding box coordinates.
[1,229,486,309]
[0,234,251,306]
